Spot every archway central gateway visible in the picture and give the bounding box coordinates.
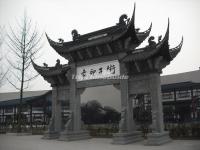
[32,4,183,145]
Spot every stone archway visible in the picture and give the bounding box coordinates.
[32,4,183,145]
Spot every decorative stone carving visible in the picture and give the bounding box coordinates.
[55,59,61,68]
[148,36,156,47]
[158,35,162,43]
[43,63,48,67]
[119,107,127,133]
[58,38,64,43]
[64,110,73,131]
[118,14,129,26]
[71,29,80,41]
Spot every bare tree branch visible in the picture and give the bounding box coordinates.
[6,11,43,132]
[6,56,22,71]
[24,73,39,82]
[6,78,20,90]
[0,68,9,87]
[0,26,9,86]
[10,70,22,82]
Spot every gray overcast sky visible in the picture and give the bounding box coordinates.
[0,0,200,93]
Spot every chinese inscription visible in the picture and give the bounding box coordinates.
[76,60,120,81]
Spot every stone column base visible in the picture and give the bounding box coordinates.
[42,131,60,139]
[146,131,171,145]
[59,130,91,141]
[112,131,143,145]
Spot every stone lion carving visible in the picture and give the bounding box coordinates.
[64,111,73,131]
[119,107,126,133]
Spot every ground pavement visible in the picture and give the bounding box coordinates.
[0,134,199,150]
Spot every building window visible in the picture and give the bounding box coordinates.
[176,90,191,100]
[162,92,174,101]
[4,107,13,113]
[193,89,200,97]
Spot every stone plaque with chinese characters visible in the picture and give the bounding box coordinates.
[76,60,120,81]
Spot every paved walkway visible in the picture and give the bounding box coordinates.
[0,134,199,150]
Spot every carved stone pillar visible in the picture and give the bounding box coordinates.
[150,74,164,132]
[42,86,61,139]
[112,62,142,144]
[146,73,171,145]
[76,88,85,130]
[54,87,62,132]
[70,63,78,131]
[59,63,90,141]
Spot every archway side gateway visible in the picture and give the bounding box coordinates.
[32,4,183,145]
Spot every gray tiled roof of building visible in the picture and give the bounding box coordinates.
[161,69,200,85]
[0,90,50,102]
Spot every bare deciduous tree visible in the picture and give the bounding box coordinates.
[0,26,8,87]
[6,12,43,132]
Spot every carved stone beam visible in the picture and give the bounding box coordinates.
[106,44,113,54]
[86,48,92,58]
[65,53,74,62]
[134,61,141,73]
[117,52,127,60]
[147,59,153,70]
[65,69,73,82]
[160,60,170,70]
[57,75,64,85]
[117,41,123,51]
[96,46,102,56]
[113,83,120,90]
[154,56,163,71]
[45,77,56,86]
[77,51,83,60]
[124,37,132,49]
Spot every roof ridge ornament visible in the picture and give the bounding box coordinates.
[155,19,170,49]
[43,63,48,67]
[158,35,162,43]
[71,29,80,41]
[148,36,156,47]
[118,14,130,26]
[58,38,64,43]
[55,59,62,68]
